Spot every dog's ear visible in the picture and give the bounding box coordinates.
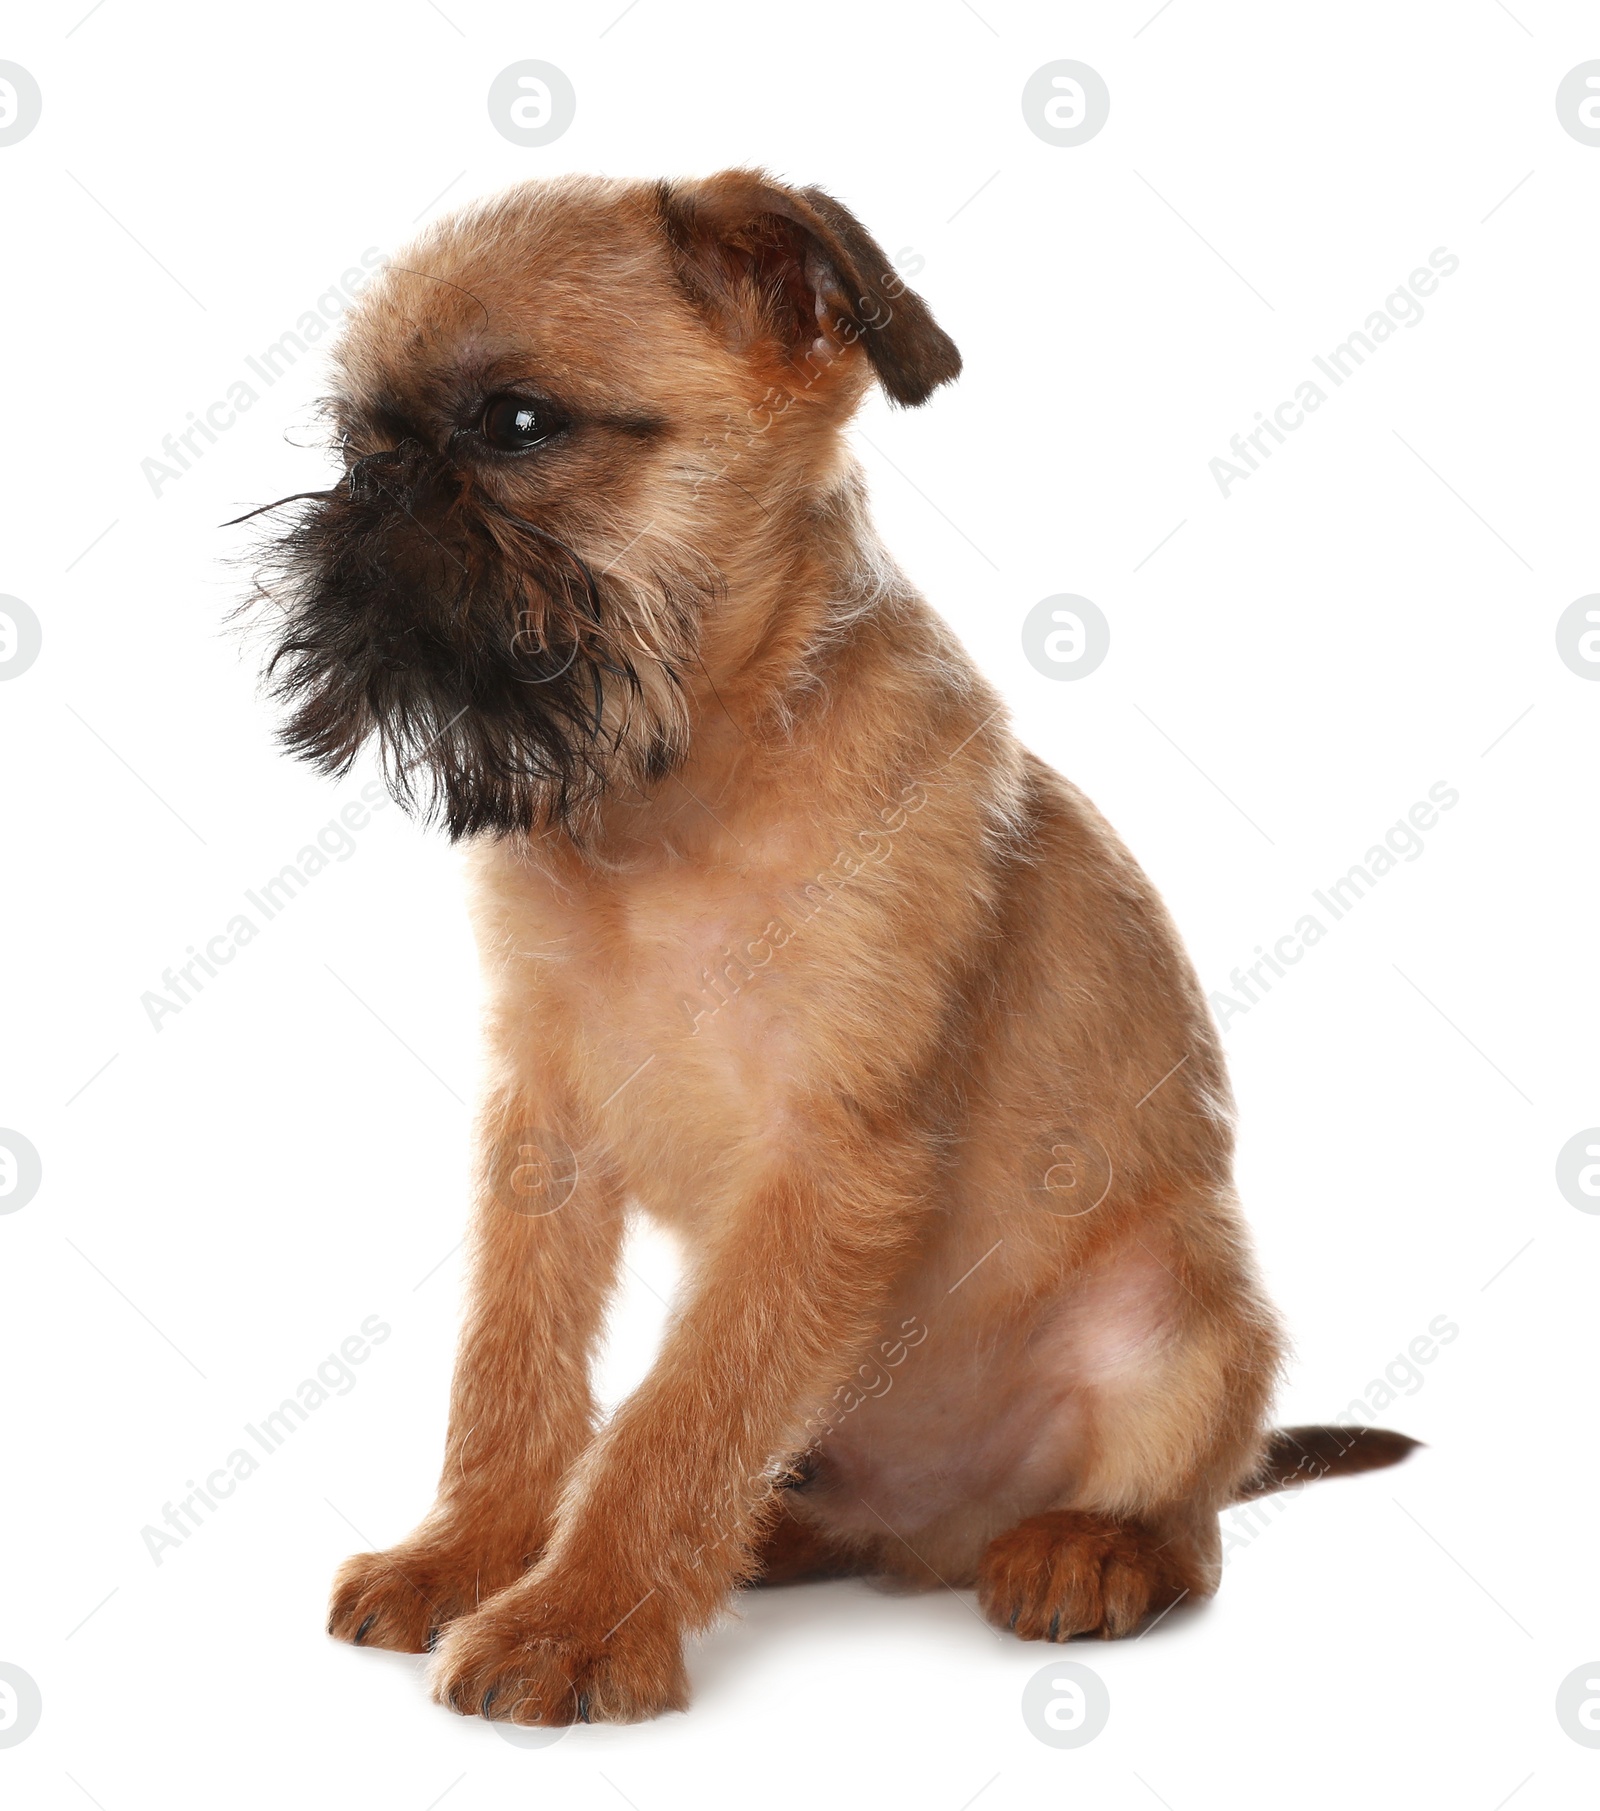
[655,170,961,407]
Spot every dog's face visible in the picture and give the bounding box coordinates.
[252,172,960,839]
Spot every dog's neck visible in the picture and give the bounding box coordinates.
[534,455,923,870]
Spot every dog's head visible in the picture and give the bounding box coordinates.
[249,171,960,839]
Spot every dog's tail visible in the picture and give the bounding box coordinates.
[1232,1425,1421,1502]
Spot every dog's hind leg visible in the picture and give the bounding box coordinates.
[977,1210,1280,1641]
[745,1501,874,1587]
[977,1504,1217,1640]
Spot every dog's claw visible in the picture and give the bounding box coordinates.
[353,1614,376,1646]
[1047,1612,1061,1641]
[425,1626,439,1652]
[576,1691,591,1723]
[481,1689,498,1719]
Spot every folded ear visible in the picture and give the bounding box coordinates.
[655,170,961,407]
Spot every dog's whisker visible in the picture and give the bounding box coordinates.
[221,487,342,527]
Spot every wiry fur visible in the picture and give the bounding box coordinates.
[249,169,1416,1726]
[251,434,710,839]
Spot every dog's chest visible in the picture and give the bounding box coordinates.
[471,838,834,1146]
[598,865,803,1047]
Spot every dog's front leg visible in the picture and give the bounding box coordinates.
[328,1091,624,1653]
[429,1132,924,1723]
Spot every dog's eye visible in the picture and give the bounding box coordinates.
[480,395,558,452]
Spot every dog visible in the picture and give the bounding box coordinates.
[245,170,1416,1724]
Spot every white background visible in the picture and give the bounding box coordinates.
[2,2,1596,1806]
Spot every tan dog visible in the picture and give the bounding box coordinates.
[248,170,1415,1724]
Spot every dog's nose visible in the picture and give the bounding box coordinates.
[345,445,416,504]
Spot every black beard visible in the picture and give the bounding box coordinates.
[240,445,706,840]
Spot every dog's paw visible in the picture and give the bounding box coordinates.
[329,1534,534,1655]
[427,1582,689,1725]
[977,1510,1192,1641]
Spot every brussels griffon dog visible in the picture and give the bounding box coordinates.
[248,171,1415,1725]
